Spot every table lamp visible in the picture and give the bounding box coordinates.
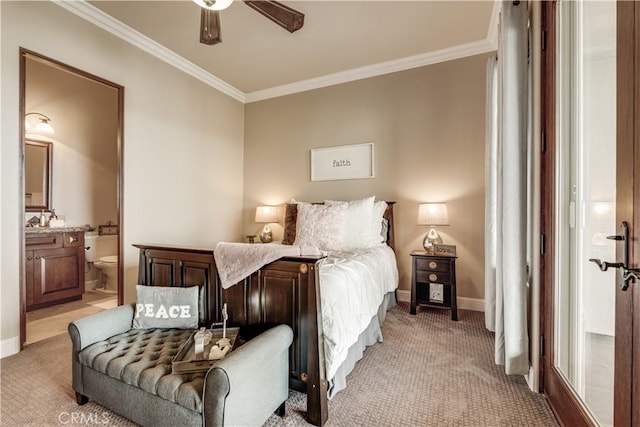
[417,203,449,253]
[255,205,279,243]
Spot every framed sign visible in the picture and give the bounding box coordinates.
[310,142,374,181]
[433,244,457,257]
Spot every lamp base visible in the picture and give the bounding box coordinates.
[259,225,273,243]
[423,227,443,254]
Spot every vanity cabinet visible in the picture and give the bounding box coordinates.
[25,231,85,311]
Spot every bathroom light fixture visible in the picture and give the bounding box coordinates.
[25,112,55,134]
[417,203,449,253]
[255,205,279,243]
[193,0,233,11]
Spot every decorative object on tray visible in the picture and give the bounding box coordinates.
[172,303,239,374]
[255,205,279,243]
[433,244,457,257]
[194,327,212,357]
[417,203,449,254]
[209,303,232,360]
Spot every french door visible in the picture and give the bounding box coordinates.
[541,1,638,426]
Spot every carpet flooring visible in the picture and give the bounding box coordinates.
[1,303,558,426]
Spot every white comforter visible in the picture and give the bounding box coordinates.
[319,245,398,380]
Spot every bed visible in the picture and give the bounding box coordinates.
[134,198,398,426]
[214,198,398,425]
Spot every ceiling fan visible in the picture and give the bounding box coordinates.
[193,0,305,46]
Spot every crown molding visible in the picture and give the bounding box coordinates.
[54,0,496,104]
[245,38,496,103]
[52,0,246,103]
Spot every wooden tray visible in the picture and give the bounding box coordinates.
[171,327,240,374]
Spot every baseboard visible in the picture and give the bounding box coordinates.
[396,290,485,312]
[1,336,20,358]
[396,290,411,302]
[457,297,485,312]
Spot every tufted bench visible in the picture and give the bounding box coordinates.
[69,304,293,427]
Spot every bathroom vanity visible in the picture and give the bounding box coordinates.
[25,227,85,311]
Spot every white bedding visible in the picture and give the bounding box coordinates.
[319,245,398,380]
[213,242,398,382]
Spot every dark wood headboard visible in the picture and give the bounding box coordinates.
[383,201,396,251]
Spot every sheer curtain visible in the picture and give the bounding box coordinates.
[485,1,530,376]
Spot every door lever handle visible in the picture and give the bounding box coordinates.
[588,258,623,272]
[590,222,640,291]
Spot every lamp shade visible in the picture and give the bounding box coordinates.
[255,206,279,223]
[25,112,55,135]
[417,203,449,226]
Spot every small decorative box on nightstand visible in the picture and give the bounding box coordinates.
[410,251,458,321]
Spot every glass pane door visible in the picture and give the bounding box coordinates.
[554,0,616,425]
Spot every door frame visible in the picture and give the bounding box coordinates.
[614,1,638,425]
[18,48,125,349]
[540,1,637,425]
[540,2,594,422]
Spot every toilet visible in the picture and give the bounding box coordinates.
[85,233,118,294]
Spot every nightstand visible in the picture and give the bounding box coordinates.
[410,251,458,320]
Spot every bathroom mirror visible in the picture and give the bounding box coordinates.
[24,139,52,212]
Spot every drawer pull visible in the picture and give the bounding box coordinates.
[69,236,78,243]
[35,256,41,260]
[429,261,438,269]
[27,256,33,261]
[429,273,438,281]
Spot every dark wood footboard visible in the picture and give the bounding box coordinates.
[215,256,328,426]
[134,244,328,426]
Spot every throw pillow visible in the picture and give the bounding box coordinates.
[325,196,375,250]
[133,285,199,329]
[282,203,298,245]
[293,203,347,250]
[369,200,388,246]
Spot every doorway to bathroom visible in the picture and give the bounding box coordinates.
[19,49,124,347]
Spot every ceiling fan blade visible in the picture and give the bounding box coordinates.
[200,9,222,45]
[244,1,304,33]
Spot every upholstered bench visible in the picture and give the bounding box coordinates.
[69,304,293,427]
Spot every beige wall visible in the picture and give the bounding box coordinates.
[26,57,119,228]
[244,54,489,300]
[1,2,245,349]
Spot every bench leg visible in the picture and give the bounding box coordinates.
[275,402,285,417]
[75,392,89,405]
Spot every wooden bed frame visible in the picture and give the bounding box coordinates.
[134,202,395,426]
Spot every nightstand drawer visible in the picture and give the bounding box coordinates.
[415,258,451,273]
[416,270,451,284]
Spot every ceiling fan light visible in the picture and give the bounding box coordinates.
[193,0,233,11]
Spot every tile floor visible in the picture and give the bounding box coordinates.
[25,291,117,345]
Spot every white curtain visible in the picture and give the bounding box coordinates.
[485,1,530,376]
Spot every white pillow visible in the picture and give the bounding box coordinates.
[369,200,388,246]
[293,203,347,250]
[325,196,375,250]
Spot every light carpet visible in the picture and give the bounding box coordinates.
[1,303,558,426]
